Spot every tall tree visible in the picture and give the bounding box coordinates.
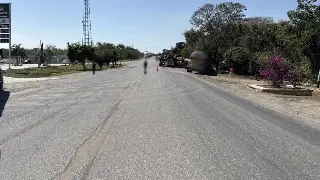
[12,44,27,59]
[190,2,246,32]
[288,0,320,76]
[67,43,81,67]
[188,2,247,70]
[44,45,57,64]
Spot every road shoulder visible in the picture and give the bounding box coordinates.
[191,73,320,129]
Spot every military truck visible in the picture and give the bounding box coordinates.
[189,51,216,75]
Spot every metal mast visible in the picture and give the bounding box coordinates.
[82,0,92,46]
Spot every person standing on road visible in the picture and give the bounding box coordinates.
[92,62,96,75]
[144,59,148,74]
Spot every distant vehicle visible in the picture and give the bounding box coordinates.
[185,59,192,72]
[62,59,69,65]
[24,59,31,64]
[189,51,216,75]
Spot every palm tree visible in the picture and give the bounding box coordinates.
[12,44,27,65]
[12,44,27,58]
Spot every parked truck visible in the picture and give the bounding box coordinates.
[189,51,216,75]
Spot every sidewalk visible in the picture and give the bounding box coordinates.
[3,76,58,93]
[4,76,58,83]
[0,63,68,71]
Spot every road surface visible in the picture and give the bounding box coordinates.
[0,58,320,179]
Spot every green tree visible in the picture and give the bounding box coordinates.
[93,42,143,69]
[189,2,247,70]
[79,45,95,70]
[223,47,252,74]
[288,0,320,77]
[12,44,27,59]
[95,42,109,69]
[44,44,57,64]
[67,43,81,67]
[171,42,186,57]
[190,2,246,32]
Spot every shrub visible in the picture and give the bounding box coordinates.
[284,68,300,87]
[28,71,51,77]
[260,56,298,87]
[10,69,29,75]
[223,47,252,75]
[295,57,313,82]
[252,52,269,74]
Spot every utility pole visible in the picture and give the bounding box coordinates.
[38,40,41,67]
[317,69,320,88]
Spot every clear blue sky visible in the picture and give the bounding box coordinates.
[1,0,297,53]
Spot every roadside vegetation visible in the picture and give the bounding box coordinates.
[164,0,320,87]
[3,42,142,78]
[4,64,123,78]
[66,42,143,70]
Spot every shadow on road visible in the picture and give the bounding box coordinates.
[0,91,10,117]
[194,72,218,76]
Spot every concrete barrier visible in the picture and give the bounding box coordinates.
[248,84,314,96]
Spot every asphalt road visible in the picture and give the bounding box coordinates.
[1,58,320,179]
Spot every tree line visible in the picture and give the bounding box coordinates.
[165,0,320,83]
[1,42,143,69]
[66,42,143,70]
[1,44,66,59]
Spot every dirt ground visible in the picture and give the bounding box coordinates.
[196,74,320,128]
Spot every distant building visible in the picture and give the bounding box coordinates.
[27,54,68,64]
[0,55,68,64]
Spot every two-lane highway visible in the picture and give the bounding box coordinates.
[1,58,320,179]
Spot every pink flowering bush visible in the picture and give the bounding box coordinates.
[260,56,298,87]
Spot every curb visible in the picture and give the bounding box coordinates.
[248,84,314,96]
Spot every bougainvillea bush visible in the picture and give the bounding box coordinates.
[260,56,298,87]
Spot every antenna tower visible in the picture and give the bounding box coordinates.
[82,0,92,46]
